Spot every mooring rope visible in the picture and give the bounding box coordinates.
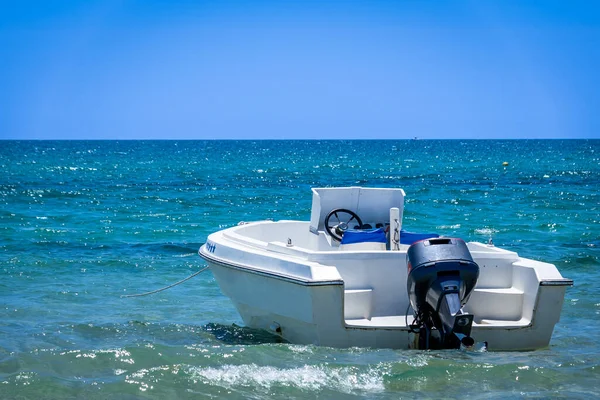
[120,266,210,298]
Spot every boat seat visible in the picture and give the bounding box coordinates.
[339,228,387,251]
[399,230,439,245]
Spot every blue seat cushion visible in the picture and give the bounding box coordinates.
[341,228,387,245]
[400,230,439,245]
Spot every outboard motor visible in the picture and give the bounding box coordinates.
[407,237,479,350]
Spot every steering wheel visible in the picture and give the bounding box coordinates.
[324,208,363,242]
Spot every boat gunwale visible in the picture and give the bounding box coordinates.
[199,246,345,287]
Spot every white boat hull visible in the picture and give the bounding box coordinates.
[199,187,572,351]
[202,246,570,351]
[204,254,416,349]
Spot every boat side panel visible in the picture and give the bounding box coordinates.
[206,257,419,348]
[471,284,569,351]
[207,260,324,324]
[331,253,410,318]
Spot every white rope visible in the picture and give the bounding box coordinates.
[120,266,210,298]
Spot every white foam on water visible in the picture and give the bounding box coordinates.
[436,224,461,230]
[124,365,170,392]
[187,363,385,393]
[288,345,314,354]
[405,354,430,368]
[474,228,499,236]
[172,253,197,258]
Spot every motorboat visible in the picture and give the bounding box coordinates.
[198,187,572,351]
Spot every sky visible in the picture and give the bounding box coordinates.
[1,0,599,140]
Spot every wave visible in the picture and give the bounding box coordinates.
[187,362,386,393]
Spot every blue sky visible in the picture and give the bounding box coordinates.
[1,0,599,140]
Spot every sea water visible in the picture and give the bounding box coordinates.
[1,140,598,399]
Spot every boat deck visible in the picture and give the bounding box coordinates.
[345,315,414,328]
[344,315,531,329]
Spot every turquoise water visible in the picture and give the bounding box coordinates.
[1,140,599,399]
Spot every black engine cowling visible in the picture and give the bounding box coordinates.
[407,237,479,349]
